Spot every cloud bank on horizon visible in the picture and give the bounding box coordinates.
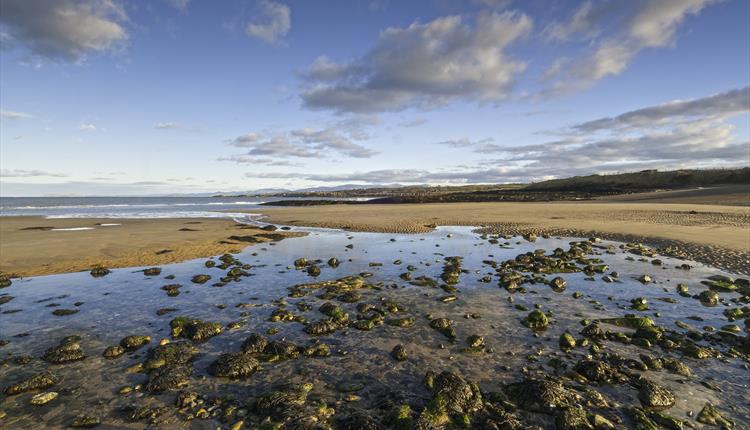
[0,0,748,195]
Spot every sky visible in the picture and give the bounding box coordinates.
[0,0,749,196]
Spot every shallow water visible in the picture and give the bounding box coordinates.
[0,226,748,428]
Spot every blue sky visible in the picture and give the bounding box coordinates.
[1,0,748,196]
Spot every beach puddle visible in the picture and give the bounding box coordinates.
[0,226,748,428]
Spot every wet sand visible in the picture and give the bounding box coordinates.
[0,217,302,277]
[256,202,750,274]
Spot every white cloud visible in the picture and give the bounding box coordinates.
[247,86,750,185]
[301,11,532,113]
[0,0,128,62]
[79,122,97,131]
[575,86,750,131]
[0,110,31,119]
[1,169,68,178]
[543,0,720,94]
[154,122,180,129]
[246,1,291,44]
[497,86,750,173]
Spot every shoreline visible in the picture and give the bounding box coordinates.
[255,201,750,275]
[1,199,748,277]
[0,216,303,277]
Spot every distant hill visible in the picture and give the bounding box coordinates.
[526,168,750,193]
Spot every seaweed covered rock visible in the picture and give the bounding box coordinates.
[419,371,483,426]
[574,359,628,385]
[4,371,59,395]
[145,364,192,392]
[635,378,675,410]
[699,290,719,307]
[242,333,269,354]
[304,318,343,336]
[42,336,86,364]
[429,318,456,339]
[504,377,581,413]
[556,406,594,430]
[696,402,734,428]
[143,341,197,370]
[263,340,301,359]
[559,332,576,352]
[208,352,260,378]
[103,345,125,359]
[440,256,463,285]
[120,335,151,351]
[251,382,314,422]
[169,316,222,341]
[522,310,549,331]
[549,276,567,292]
[288,275,367,298]
[89,266,110,278]
[392,344,408,361]
[0,273,12,288]
[68,414,101,428]
[191,274,212,284]
[143,267,161,276]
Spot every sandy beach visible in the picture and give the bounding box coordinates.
[0,217,301,277]
[256,201,750,273]
[2,200,749,277]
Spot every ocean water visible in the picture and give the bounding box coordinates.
[0,196,359,219]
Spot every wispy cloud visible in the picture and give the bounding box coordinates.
[164,0,189,12]
[542,0,721,95]
[0,110,31,119]
[301,11,532,113]
[154,122,180,129]
[79,122,97,131]
[246,1,291,44]
[222,118,379,165]
[1,168,68,178]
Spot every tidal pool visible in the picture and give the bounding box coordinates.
[0,226,748,429]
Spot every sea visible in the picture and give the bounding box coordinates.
[0,196,363,219]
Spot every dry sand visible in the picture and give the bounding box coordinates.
[0,217,301,277]
[256,202,750,274]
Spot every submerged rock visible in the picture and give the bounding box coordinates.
[69,415,101,428]
[42,336,86,364]
[429,318,456,339]
[4,371,59,395]
[30,391,58,405]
